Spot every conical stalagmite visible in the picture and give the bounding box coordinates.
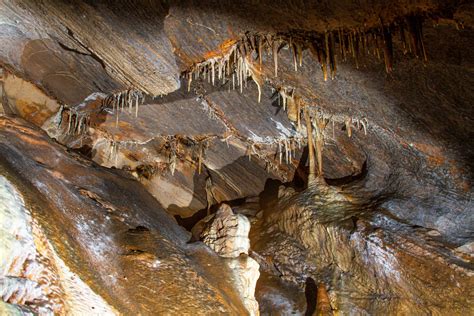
[314,283,333,316]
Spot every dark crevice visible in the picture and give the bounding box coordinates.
[63,26,108,70]
[325,158,368,186]
[175,195,248,233]
[304,277,317,316]
[57,41,91,57]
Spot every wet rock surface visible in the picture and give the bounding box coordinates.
[0,116,248,314]
[251,182,473,315]
[194,203,260,315]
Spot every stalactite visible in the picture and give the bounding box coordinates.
[324,32,330,81]
[296,101,301,131]
[381,21,394,73]
[338,28,344,60]
[286,94,298,122]
[304,107,316,183]
[169,138,177,176]
[407,15,427,62]
[102,89,145,126]
[198,141,203,174]
[361,118,368,135]
[185,16,431,100]
[55,105,65,129]
[353,30,360,69]
[245,56,263,103]
[278,140,283,164]
[106,139,119,166]
[313,114,328,176]
[345,117,352,137]
[399,23,408,54]
[272,37,279,77]
[329,31,337,79]
[247,143,252,161]
[205,176,214,215]
[297,42,303,67]
[332,119,335,139]
[362,29,368,55]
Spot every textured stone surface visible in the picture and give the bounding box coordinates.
[251,182,474,315]
[198,203,251,258]
[195,203,260,315]
[226,256,260,316]
[0,1,473,314]
[0,116,248,314]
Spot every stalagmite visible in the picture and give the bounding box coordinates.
[315,283,333,316]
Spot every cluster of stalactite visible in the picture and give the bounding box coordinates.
[186,42,264,102]
[57,106,92,136]
[98,105,368,184]
[305,14,427,77]
[101,89,145,126]
[55,89,145,138]
[303,106,369,182]
[185,14,427,97]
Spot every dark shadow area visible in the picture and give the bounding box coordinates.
[175,209,208,232]
[172,154,272,232]
[174,194,249,233]
[325,158,368,186]
[304,277,317,316]
[292,145,309,189]
[259,178,284,210]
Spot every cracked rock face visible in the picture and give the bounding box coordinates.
[198,203,251,258]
